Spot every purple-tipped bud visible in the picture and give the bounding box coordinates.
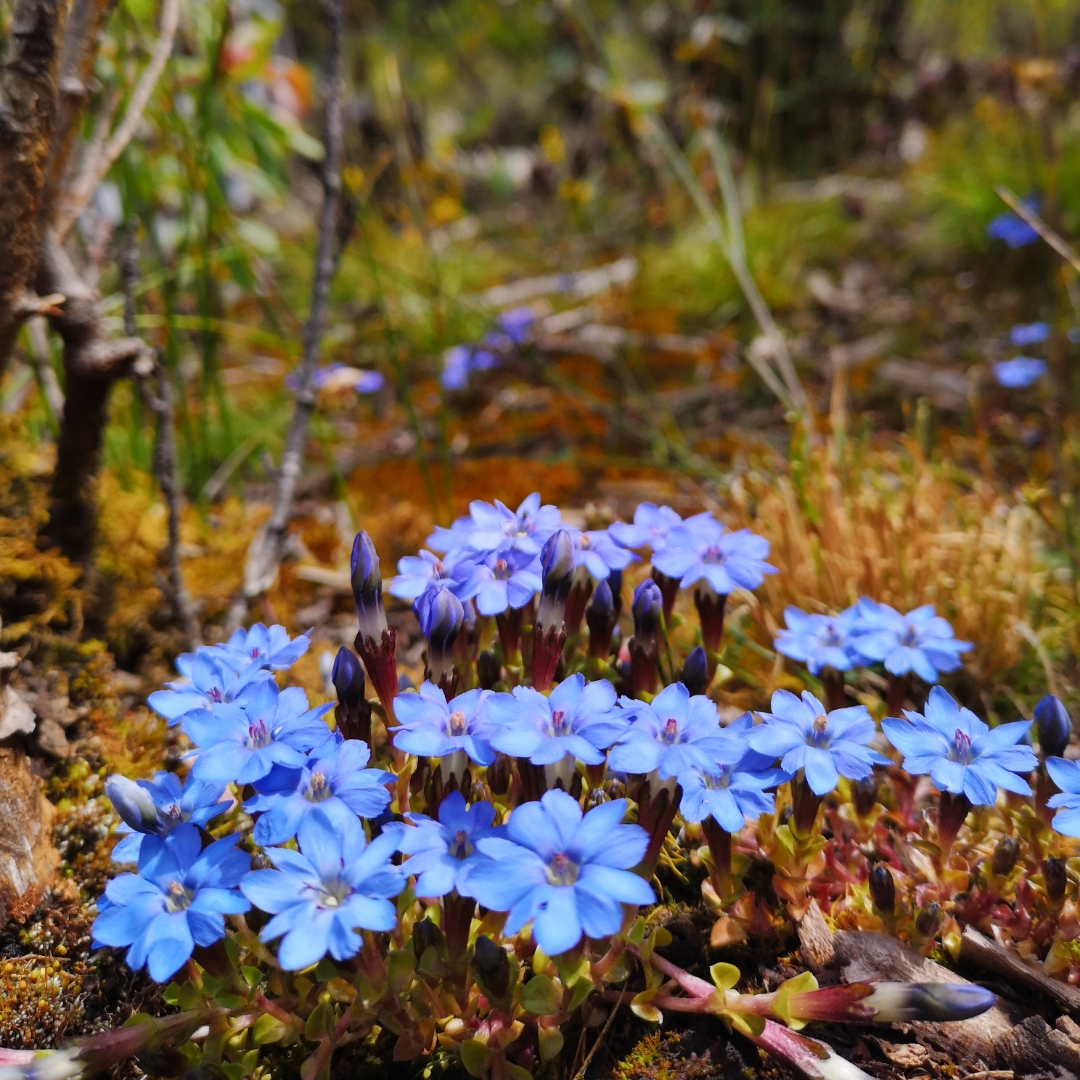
[472,935,511,1000]
[632,578,663,638]
[915,902,941,937]
[477,650,502,690]
[1043,856,1067,904]
[332,646,365,709]
[413,917,444,960]
[351,531,386,641]
[868,864,895,914]
[992,836,1019,876]
[586,579,616,658]
[607,568,624,616]
[786,980,996,1025]
[418,586,465,684]
[105,775,163,835]
[852,776,879,818]
[1034,695,1072,758]
[680,646,709,696]
[537,529,576,627]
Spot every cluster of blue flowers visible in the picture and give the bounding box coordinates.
[441,308,536,390]
[774,599,972,683]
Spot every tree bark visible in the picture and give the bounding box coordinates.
[0,0,68,374]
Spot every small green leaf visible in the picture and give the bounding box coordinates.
[240,966,264,989]
[162,981,182,1006]
[214,991,246,1010]
[459,1038,491,1078]
[729,1012,766,1038]
[220,1063,244,1080]
[521,974,562,1015]
[304,1000,336,1041]
[568,975,595,1011]
[505,1064,532,1080]
[627,917,647,946]
[314,958,339,982]
[710,962,741,991]
[252,1014,288,1045]
[538,1025,564,1062]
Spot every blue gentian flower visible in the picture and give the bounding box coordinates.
[493,307,535,345]
[397,790,502,898]
[1045,757,1080,837]
[463,493,563,557]
[607,682,726,779]
[1010,322,1050,347]
[650,518,776,594]
[392,683,495,767]
[467,789,655,956]
[678,762,783,832]
[92,825,250,982]
[987,199,1040,248]
[244,739,394,846]
[441,345,475,390]
[993,357,1047,388]
[570,528,639,581]
[211,623,311,674]
[849,601,972,682]
[485,675,629,772]
[148,651,271,727]
[608,503,694,552]
[456,548,542,616]
[285,364,384,393]
[183,682,334,785]
[747,691,889,796]
[389,549,470,602]
[240,808,404,970]
[882,686,1036,805]
[774,605,861,675]
[106,771,228,863]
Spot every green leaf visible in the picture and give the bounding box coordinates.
[459,1039,491,1078]
[304,1001,336,1041]
[568,975,595,1011]
[505,1064,532,1080]
[710,962,741,991]
[240,966,264,989]
[521,974,562,1015]
[220,1063,244,1080]
[538,1025,564,1062]
[213,991,246,1010]
[630,990,663,1024]
[314,958,339,982]
[252,1014,289,1045]
[162,981,182,1006]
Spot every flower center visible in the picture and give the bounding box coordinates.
[810,713,830,747]
[703,766,733,790]
[315,878,351,909]
[952,728,973,764]
[250,647,262,659]
[899,623,919,647]
[165,880,192,912]
[822,622,841,646]
[661,717,681,744]
[246,718,272,749]
[494,558,509,579]
[306,771,330,802]
[450,828,472,859]
[545,851,579,886]
[207,686,223,703]
[702,544,724,564]
[551,709,570,735]
[448,710,467,736]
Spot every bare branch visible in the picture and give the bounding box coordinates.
[26,315,64,419]
[996,185,1080,275]
[53,0,180,241]
[229,0,347,627]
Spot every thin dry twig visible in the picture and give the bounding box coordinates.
[228,0,347,629]
[570,986,626,1080]
[54,0,180,240]
[995,186,1080,275]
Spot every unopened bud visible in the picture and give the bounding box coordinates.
[607,568,624,616]
[861,982,996,1022]
[537,530,575,627]
[868,864,895,914]
[586,579,616,658]
[852,776,879,818]
[1034,695,1072,758]
[332,646,365,708]
[632,578,663,639]
[472,935,511,999]
[413,918,444,959]
[105,775,162,835]
[1043,856,1067,904]
[680,646,709,697]
[915,902,941,937]
[991,836,1019,877]
[351,532,386,641]
[418,586,465,684]
[486,754,511,796]
[477,650,502,690]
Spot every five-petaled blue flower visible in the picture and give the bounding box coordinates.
[570,528,639,581]
[608,504,711,552]
[389,549,469,602]
[211,623,311,674]
[457,547,542,615]
[183,682,334,785]
[244,738,394,846]
[993,357,1047,389]
[1046,757,1080,838]
[485,675,628,775]
[92,825,250,982]
[430,493,562,558]
[651,517,776,595]
[850,601,972,682]
[148,651,271,727]
[392,683,495,767]
[467,789,655,956]
[397,790,502,898]
[748,691,889,796]
[240,808,404,970]
[608,682,726,779]
[882,686,1036,805]
[774,605,861,675]
[106,771,228,863]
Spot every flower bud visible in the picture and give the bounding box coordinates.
[351,531,386,641]
[1043,855,1067,904]
[851,776,879,818]
[680,646,709,697]
[586,579,616,658]
[1034,694,1071,758]
[868,864,895,914]
[398,673,416,692]
[991,836,1019,877]
[332,646,365,709]
[105,775,162,835]
[860,982,996,1022]
[418,586,465,684]
[472,935,511,1000]
[477,650,502,690]
[537,529,575,627]
[632,578,663,639]
[915,901,941,937]
[487,754,511,796]
[607,568,624,616]
[413,917,444,960]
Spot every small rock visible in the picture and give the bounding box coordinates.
[0,686,36,740]
[34,716,73,760]
[0,748,59,925]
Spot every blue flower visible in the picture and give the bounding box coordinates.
[493,307,535,346]
[392,683,495,767]
[211,623,311,674]
[987,199,1040,248]
[678,763,783,832]
[849,601,972,682]
[397,791,502,898]
[106,771,228,863]
[467,493,563,557]
[608,503,686,552]
[183,681,334,785]
[285,364,384,393]
[650,517,776,595]
[467,789,655,956]
[607,682,727,779]
[456,548,542,616]
[882,686,1036,805]
[1010,322,1050,347]
[245,739,394,846]
[148,651,271,727]
[485,675,629,770]
[747,691,889,796]
[92,825,250,982]
[993,357,1047,388]
[1045,757,1080,837]
[570,528,639,581]
[389,549,470,602]
[774,605,861,675]
[240,808,404,970]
